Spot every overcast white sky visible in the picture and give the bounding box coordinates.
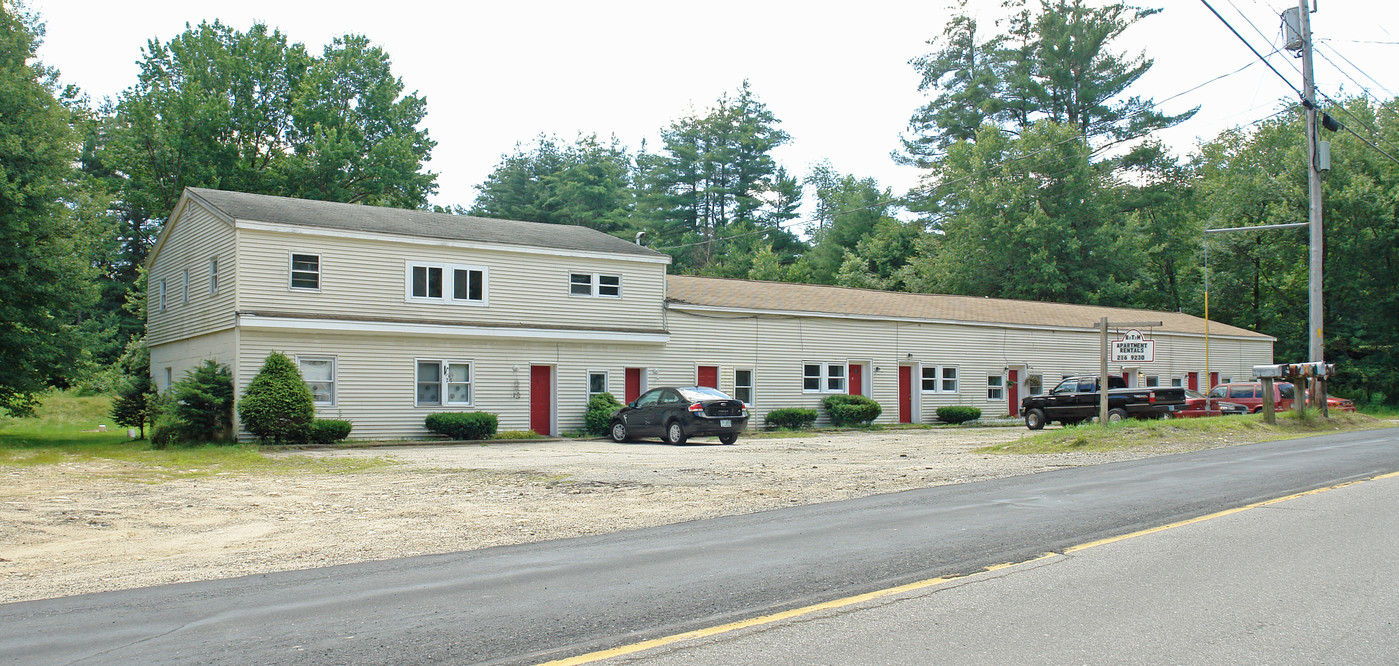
[29,0,1399,213]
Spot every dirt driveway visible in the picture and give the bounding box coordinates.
[2,427,1210,603]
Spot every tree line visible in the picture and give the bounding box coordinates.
[2,0,1394,414]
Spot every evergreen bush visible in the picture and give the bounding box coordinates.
[765,407,819,430]
[822,394,882,426]
[307,419,354,444]
[584,392,624,436]
[110,373,158,439]
[425,412,499,440]
[936,406,982,424]
[238,352,315,444]
[169,360,235,443]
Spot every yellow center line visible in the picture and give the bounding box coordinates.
[541,469,1399,665]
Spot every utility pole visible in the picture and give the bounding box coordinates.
[1297,1,1325,382]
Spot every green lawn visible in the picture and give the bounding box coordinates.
[1,392,392,480]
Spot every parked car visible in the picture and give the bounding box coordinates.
[1020,375,1186,429]
[1166,390,1249,418]
[1205,381,1355,413]
[609,386,748,445]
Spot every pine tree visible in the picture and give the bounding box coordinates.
[238,352,315,444]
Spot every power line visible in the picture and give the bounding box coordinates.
[1200,0,1304,98]
[1315,40,1395,99]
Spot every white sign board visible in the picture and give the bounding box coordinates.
[1110,329,1155,363]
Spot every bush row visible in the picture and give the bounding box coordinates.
[424,411,499,440]
[935,406,982,424]
[822,394,883,427]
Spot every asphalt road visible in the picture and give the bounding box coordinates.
[619,465,1399,665]
[3,427,1396,665]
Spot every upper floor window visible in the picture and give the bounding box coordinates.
[922,366,958,393]
[407,263,487,305]
[570,273,621,298]
[209,258,219,295]
[181,270,189,304]
[290,253,321,291]
[803,363,845,393]
[158,279,167,311]
[297,356,335,406]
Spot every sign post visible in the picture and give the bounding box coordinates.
[1096,319,1163,423]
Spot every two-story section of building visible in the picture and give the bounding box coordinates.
[148,188,1275,440]
[147,188,672,439]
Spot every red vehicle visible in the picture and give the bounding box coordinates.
[1167,390,1249,418]
[1206,382,1355,413]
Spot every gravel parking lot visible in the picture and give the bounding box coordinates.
[1,427,1230,603]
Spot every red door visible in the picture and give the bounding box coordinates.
[530,365,552,436]
[697,365,718,389]
[1188,372,1199,391]
[1008,370,1019,416]
[1210,372,1219,389]
[625,368,643,404]
[848,364,864,396]
[898,366,912,423]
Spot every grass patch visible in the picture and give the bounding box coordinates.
[1359,404,1399,419]
[2,391,394,481]
[975,412,1387,454]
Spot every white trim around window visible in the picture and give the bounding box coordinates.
[290,253,321,291]
[921,365,959,393]
[181,269,189,304]
[296,355,336,406]
[415,359,473,407]
[802,362,846,393]
[734,368,755,405]
[208,257,219,295]
[569,272,621,298]
[587,370,609,400]
[987,373,1005,400]
[406,262,488,305]
[158,279,167,311]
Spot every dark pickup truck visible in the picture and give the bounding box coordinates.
[1021,375,1186,429]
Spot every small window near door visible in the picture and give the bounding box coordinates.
[734,369,754,404]
[1026,373,1044,395]
[588,371,608,400]
[1146,375,1159,387]
[987,375,1004,400]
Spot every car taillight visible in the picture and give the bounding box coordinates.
[1148,391,1156,404]
[688,402,705,414]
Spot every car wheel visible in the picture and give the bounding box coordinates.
[1160,411,1175,420]
[664,420,688,445]
[609,420,629,443]
[1025,409,1046,430]
[1252,407,1262,414]
[719,433,738,445]
[1107,408,1129,423]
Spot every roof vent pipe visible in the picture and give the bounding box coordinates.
[635,231,646,246]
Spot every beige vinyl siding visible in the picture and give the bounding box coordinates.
[147,202,236,346]
[149,329,237,392]
[234,228,666,332]
[662,309,1273,426]
[237,329,670,440]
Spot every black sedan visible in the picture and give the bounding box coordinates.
[609,386,748,445]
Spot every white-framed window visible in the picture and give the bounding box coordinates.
[803,363,846,393]
[588,370,609,400]
[734,368,754,405]
[1026,373,1044,396]
[922,366,959,393]
[158,279,167,311]
[1171,376,1184,387]
[987,374,1005,400]
[290,253,321,291]
[208,257,219,295]
[297,356,336,406]
[164,367,172,391]
[181,270,189,304]
[407,263,487,305]
[569,272,622,298]
[1145,375,1159,387]
[416,359,472,406]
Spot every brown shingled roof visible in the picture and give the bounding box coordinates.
[665,275,1268,339]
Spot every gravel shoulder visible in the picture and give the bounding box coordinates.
[0,427,1257,603]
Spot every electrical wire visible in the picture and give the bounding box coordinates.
[1200,0,1304,98]
[1315,40,1395,99]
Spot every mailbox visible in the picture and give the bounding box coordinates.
[1253,364,1286,379]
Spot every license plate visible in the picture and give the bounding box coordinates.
[720,419,732,427]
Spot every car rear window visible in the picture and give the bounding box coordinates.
[679,387,733,401]
[1230,386,1257,399]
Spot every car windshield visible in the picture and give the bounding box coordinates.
[1184,389,1205,399]
[679,387,733,401]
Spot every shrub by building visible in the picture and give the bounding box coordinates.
[936,406,982,424]
[822,394,882,427]
[238,352,315,444]
[766,407,819,430]
[425,412,499,440]
[584,392,624,436]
